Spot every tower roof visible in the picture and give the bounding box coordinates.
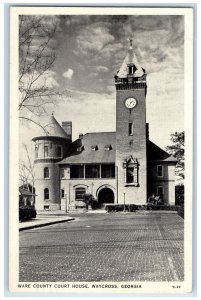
[117,38,145,78]
[32,114,69,141]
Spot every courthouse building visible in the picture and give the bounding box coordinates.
[32,42,177,211]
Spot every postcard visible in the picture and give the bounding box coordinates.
[9,6,193,294]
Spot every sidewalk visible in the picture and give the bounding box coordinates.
[19,215,75,231]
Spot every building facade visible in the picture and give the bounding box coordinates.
[32,42,176,211]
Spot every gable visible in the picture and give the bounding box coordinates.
[147,140,177,163]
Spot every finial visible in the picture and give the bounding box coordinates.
[129,38,133,49]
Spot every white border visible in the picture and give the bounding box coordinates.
[9,6,193,294]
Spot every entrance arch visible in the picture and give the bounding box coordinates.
[98,188,114,204]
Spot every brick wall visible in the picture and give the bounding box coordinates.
[147,163,175,205]
[34,162,61,210]
[116,88,147,204]
[34,138,71,161]
[60,178,116,211]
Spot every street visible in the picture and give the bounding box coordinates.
[19,212,184,282]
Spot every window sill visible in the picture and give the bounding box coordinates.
[124,183,139,187]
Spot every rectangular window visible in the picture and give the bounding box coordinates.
[128,123,133,135]
[44,188,49,200]
[157,165,163,177]
[101,164,115,178]
[85,165,100,178]
[57,146,63,157]
[35,145,39,158]
[157,186,164,197]
[126,166,134,183]
[44,167,49,178]
[60,168,65,179]
[44,145,49,157]
[61,189,65,198]
[128,65,133,75]
[70,165,84,179]
[75,188,86,200]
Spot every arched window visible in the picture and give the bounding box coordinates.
[44,188,49,200]
[44,167,49,178]
[75,187,86,200]
[123,156,139,186]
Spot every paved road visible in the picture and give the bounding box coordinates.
[19,212,184,282]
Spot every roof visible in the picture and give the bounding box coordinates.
[58,132,176,165]
[19,188,37,196]
[59,132,116,164]
[147,140,177,163]
[32,114,69,141]
[117,41,145,78]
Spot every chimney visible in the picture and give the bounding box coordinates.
[62,121,72,141]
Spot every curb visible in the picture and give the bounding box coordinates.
[19,218,75,231]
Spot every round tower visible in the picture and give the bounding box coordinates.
[32,114,72,211]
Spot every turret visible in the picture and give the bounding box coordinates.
[32,114,72,211]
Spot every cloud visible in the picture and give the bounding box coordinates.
[95,66,109,73]
[19,15,185,156]
[76,23,115,55]
[62,68,74,79]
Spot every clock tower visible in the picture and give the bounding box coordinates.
[115,39,147,205]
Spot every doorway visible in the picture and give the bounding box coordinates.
[98,188,114,204]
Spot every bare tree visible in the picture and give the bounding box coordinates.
[19,15,66,128]
[19,161,30,189]
[19,145,35,202]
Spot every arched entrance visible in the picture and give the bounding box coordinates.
[98,188,114,204]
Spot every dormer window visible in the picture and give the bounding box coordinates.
[91,145,98,151]
[105,144,112,151]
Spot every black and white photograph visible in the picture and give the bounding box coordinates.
[9,6,193,294]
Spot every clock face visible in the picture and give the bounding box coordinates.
[125,98,137,109]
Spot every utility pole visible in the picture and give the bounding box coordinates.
[123,193,126,212]
[65,194,68,213]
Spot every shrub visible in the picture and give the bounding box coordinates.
[105,204,138,212]
[175,184,184,205]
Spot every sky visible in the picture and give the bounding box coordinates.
[19,14,184,159]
